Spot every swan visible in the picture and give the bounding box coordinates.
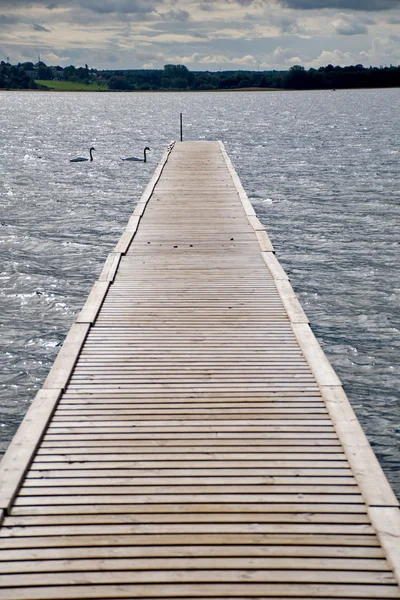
[70,147,95,162]
[122,147,150,162]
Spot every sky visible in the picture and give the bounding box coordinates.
[0,0,399,71]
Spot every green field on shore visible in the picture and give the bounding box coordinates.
[35,80,107,91]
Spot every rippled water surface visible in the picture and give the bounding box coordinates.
[1,89,399,496]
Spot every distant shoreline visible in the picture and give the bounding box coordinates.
[1,86,399,93]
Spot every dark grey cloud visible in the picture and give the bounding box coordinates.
[32,22,50,31]
[199,2,214,10]
[281,0,400,10]
[0,0,160,11]
[79,0,158,14]
[269,13,300,33]
[0,13,20,23]
[162,8,190,21]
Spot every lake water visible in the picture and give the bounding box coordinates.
[0,88,399,497]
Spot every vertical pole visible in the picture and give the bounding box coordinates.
[180,113,183,142]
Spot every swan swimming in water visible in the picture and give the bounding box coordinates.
[122,147,150,162]
[70,147,95,162]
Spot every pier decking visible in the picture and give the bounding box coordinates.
[0,141,399,599]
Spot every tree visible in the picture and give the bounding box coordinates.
[284,65,308,89]
[38,64,53,79]
[171,77,188,90]
[108,76,132,90]
[163,64,189,80]
[63,65,76,81]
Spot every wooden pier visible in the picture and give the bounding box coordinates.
[0,140,399,599]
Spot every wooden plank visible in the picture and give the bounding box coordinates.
[292,324,342,387]
[255,230,274,252]
[247,215,266,231]
[75,281,110,324]
[218,141,256,216]
[368,507,400,585]
[0,544,386,561]
[8,502,367,516]
[275,279,309,324]
[0,556,390,574]
[322,386,399,507]
[98,252,121,282]
[42,323,90,390]
[21,477,357,488]
[262,251,289,280]
[30,451,346,461]
[0,523,372,537]
[5,504,369,527]
[114,229,137,254]
[1,583,399,600]
[0,569,396,586]
[3,511,367,527]
[125,214,140,233]
[132,200,147,216]
[12,493,366,506]
[0,390,62,512]
[0,532,380,549]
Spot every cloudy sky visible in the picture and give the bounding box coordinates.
[0,0,399,70]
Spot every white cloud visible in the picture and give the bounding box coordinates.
[333,12,368,35]
[235,54,257,64]
[308,48,359,67]
[368,34,400,64]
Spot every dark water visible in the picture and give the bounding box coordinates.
[0,89,399,496]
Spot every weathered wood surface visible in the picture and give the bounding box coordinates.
[0,141,399,599]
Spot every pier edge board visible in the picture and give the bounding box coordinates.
[368,506,400,585]
[114,142,175,254]
[218,141,257,219]
[98,252,122,283]
[42,323,90,390]
[320,385,399,509]
[76,281,110,324]
[0,389,62,515]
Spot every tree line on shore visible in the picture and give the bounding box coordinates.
[1,60,399,91]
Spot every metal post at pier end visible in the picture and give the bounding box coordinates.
[180,113,183,141]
